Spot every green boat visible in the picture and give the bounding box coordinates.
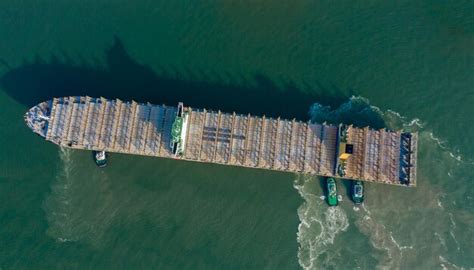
[352,181,364,205]
[93,150,107,168]
[326,177,338,206]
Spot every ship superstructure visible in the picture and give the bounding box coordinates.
[25,96,417,186]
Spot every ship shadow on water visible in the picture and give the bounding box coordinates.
[0,35,384,214]
[1,36,353,120]
[0,36,391,268]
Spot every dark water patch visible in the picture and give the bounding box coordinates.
[1,36,352,121]
[309,96,386,129]
[339,179,353,201]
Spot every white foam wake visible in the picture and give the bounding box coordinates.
[309,95,426,131]
[439,255,462,270]
[43,148,116,246]
[303,96,470,268]
[428,132,474,165]
[43,147,79,242]
[305,97,415,268]
[355,205,415,269]
[294,175,349,269]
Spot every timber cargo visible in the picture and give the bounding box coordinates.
[25,96,418,186]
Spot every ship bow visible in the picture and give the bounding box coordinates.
[24,101,51,138]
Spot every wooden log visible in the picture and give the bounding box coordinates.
[96,98,109,148]
[60,97,76,146]
[227,112,236,164]
[299,122,308,172]
[242,114,251,166]
[78,97,93,147]
[270,117,280,169]
[140,103,153,154]
[197,109,207,160]
[255,115,266,167]
[212,110,222,162]
[127,101,139,153]
[110,99,124,151]
[46,98,59,140]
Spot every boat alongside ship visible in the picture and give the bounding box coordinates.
[351,180,364,205]
[326,177,338,206]
[93,150,107,168]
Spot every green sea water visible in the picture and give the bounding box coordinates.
[1,1,473,269]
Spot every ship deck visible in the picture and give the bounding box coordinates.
[25,96,418,186]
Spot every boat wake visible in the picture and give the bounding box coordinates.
[293,96,471,269]
[355,205,414,269]
[294,174,349,269]
[427,132,474,165]
[309,96,424,131]
[42,147,80,242]
[42,147,116,246]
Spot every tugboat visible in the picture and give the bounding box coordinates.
[351,181,364,205]
[93,150,107,168]
[326,177,338,206]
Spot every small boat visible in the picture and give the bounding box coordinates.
[326,177,338,206]
[352,181,364,205]
[93,150,107,168]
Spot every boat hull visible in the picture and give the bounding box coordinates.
[326,178,338,206]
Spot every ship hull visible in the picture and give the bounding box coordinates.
[24,96,418,186]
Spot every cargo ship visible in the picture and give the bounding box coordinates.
[24,96,418,186]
